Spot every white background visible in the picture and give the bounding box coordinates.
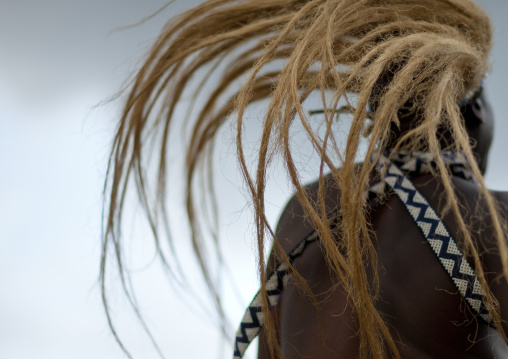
[0,1,507,358]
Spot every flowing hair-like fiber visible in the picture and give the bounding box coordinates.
[102,0,508,357]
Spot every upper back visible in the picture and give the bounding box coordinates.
[266,170,508,358]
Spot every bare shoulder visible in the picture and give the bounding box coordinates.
[492,189,508,208]
[258,173,346,358]
[274,172,341,255]
[275,173,508,266]
[266,172,360,358]
[415,175,508,250]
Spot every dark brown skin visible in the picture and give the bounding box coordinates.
[258,88,508,358]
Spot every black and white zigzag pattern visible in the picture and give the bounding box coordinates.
[233,231,319,359]
[385,150,475,183]
[364,151,475,203]
[233,152,489,359]
[382,162,492,324]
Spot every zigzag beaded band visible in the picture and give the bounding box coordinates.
[381,162,492,324]
[233,230,320,358]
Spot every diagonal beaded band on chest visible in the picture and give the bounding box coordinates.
[233,151,491,359]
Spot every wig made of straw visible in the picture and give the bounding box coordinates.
[102,0,508,357]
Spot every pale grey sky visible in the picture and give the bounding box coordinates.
[0,1,506,359]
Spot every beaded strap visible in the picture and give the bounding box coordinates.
[233,230,320,358]
[381,161,492,324]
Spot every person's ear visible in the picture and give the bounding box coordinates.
[460,86,484,127]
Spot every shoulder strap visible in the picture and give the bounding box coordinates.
[383,162,493,325]
[233,229,320,359]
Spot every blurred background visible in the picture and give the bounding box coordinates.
[0,1,506,358]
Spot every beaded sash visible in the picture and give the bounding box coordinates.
[233,151,492,359]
